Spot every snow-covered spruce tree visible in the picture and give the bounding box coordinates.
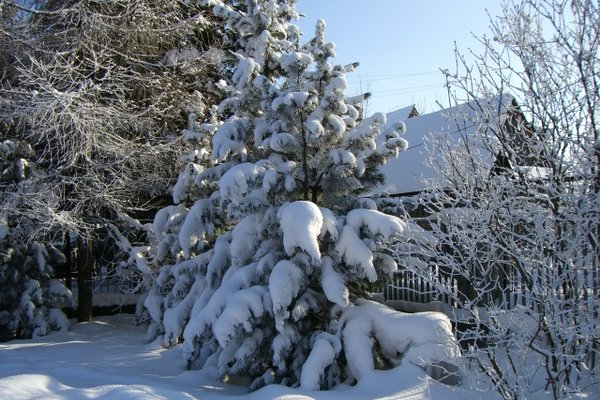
[0,0,226,320]
[141,0,459,391]
[0,139,71,340]
[395,1,600,398]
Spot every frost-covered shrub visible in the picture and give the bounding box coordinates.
[138,0,457,390]
[398,1,600,397]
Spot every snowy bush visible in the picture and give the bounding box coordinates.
[137,0,457,391]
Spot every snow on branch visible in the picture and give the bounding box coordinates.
[340,300,460,381]
[269,260,305,333]
[182,263,258,363]
[179,199,216,258]
[300,332,341,390]
[336,225,376,282]
[218,162,266,208]
[320,256,349,307]
[346,209,407,239]
[278,201,323,262]
[213,285,271,347]
[335,209,406,282]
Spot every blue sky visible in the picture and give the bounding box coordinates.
[296,1,504,114]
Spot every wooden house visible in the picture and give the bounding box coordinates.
[375,95,547,310]
[379,94,538,198]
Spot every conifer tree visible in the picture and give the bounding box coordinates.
[141,0,458,390]
[0,139,71,340]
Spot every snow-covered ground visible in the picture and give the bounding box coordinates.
[0,314,498,400]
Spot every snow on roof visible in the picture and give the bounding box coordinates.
[379,96,514,195]
[385,105,418,125]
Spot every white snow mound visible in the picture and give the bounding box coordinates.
[341,299,460,381]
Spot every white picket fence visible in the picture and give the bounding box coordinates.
[376,266,458,308]
[377,266,600,311]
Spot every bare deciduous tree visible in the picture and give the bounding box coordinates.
[0,0,226,323]
[395,1,599,398]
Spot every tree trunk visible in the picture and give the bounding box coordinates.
[64,231,72,290]
[311,187,319,204]
[301,131,309,201]
[76,238,94,322]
